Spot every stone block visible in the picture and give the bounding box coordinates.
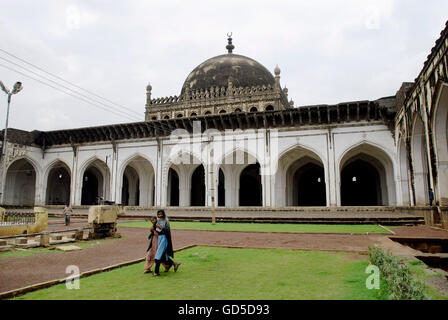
[15,237,27,244]
[65,233,76,239]
[51,234,63,241]
[55,245,81,252]
[88,206,118,224]
[40,232,50,247]
[440,208,448,230]
[74,229,84,240]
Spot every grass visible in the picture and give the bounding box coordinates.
[14,247,387,300]
[118,221,390,234]
[0,237,121,259]
[406,259,448,300]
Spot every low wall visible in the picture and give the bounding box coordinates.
[0,207,48,237]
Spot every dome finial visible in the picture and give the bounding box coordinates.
[274,64,280,76]
[226,32,234,54]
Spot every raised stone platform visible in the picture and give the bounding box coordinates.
[45,206,427,225]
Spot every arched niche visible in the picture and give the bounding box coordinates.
[81,159,110,205]
[120,155,155,206]
[4,158,37,206]
[46,161,71,205]
[339,143,396,206]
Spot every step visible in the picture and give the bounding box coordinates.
[50,234,63,241]
[15,237,27,245]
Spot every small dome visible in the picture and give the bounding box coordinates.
[181,54,275,95]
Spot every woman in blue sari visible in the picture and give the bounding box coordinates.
[153,209,181,276]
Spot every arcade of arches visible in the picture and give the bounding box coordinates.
[3,144,399,207]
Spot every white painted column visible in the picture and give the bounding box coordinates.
[327,130,338,206]
[179,167,191,207]
[155,139,163,207]
[414,172,429,205]
[34,170,45,206]
[70,146,79,206]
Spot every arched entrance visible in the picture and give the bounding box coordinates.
[432,83,448,205]
[218,168,225,207]
[120,156,154,206]
[46,162,71,205]
[191,165,205,206]
[341,159,381,206]
[4,158,37,205]
[167,168,179,206]
[122,166,139,206]
[277,146,327,207]
[218,149,262,207]
[339,144,396,206]
[293,162,326,206]
[239,163,262,206]
[81,159,110,205]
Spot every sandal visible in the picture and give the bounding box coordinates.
[174,262,182,272]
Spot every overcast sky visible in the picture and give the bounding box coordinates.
[0,1,447,132]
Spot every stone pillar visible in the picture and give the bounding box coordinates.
[414,172,429,206]
[34,207,48,232]
[436,161,448,206]
[399,177,411,206]
[39,231,50,247]
[155,140,163,207]
[327,130,338,207]
[179,170,191,207]
[71,146,79,205]
[74,228,84,241]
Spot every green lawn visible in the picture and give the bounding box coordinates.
[15,247,387,300]
[118,221,390,234]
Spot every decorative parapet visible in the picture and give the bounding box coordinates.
[148,83,287,107]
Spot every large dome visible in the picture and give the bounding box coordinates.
[181,53,276,95]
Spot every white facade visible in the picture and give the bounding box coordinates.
[2,119,400,208]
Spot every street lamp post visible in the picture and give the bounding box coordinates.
[0,81,23,204]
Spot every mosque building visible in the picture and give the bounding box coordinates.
[1,23,447,213]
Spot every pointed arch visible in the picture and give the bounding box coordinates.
[339,142,396,206]
[431,82,448,205]
[162,151,204,207]
[411,115,430,205]
[118,154,155,206]
[276,145,327,207]
[79,157,111,205]
[4,157,40,205]
[44,160,71,205]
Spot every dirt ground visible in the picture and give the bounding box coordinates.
[0,223,447,294]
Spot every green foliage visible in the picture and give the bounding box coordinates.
[368,246,428,300]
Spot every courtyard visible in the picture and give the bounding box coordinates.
[1,218,448,300]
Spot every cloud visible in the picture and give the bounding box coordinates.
[0,1,446,131]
